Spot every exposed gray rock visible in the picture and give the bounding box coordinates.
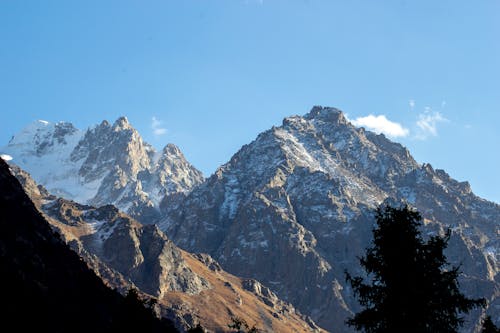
[41,199,210,298]
[7,164,54,200]
[242,279,280,308]
[1,117,204,224]
[4,107,498,332]
[9,141,325,333]
[193,253,223,272]
[241,278,322,332]
[161,106,500,332]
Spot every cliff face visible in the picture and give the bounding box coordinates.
[0,158,177,333]
[3,106,498,332]
[11,163,322,333]
[161,106,499,332]
[1,117,203,224]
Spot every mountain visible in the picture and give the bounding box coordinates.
[0,117,203,223]
[3,107,498,331]
[160,106,500,332]
[0,158,178,333]
[11,164,322,333]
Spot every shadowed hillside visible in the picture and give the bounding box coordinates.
[0,158,178,333]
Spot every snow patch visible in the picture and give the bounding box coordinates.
[0,154,13,161]
[399,186,416,204]
[1,120,86,203]
[87,218,118,248]
[221,174,241,219]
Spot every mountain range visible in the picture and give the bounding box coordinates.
[1,117,203,223]
[1,106,498,332]
[9,162,319,332]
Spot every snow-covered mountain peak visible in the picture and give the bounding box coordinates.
[142,142,204,198]
[7,120,81,153]
[112,116,132,131]
[162,143,182,156]
[2,117,204,223]
[161,105,500,332]
[14,119,52,137]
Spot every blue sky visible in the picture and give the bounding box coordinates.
[1,1,499,203]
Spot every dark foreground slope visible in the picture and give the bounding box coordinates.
[0,159,178,333]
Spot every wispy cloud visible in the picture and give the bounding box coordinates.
[350,114,410,138]
[415,107,447,140]
[151,116,167,136]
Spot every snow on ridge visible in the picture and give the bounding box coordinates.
[274,128,324,172]
[8,120,55,146]
[2,117,204,220]
[0,154,13,161]
[272,116,388,208]
[87,218,118,247]
[1,120,89,202]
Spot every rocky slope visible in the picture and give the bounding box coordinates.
[0,158,178,333]
[0,117,203,223]
[11,164,321,333]
[160,106,500,332]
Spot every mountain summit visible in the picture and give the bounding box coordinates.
[1,118,203,223]
[2,107,498,332]
[161,106,499,332]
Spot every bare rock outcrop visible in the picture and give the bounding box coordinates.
[161,106,499,332]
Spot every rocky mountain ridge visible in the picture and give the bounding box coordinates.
[2,106,498,332]
[1,117,203,223]
[160,106,499,332]
[11,164,321,333]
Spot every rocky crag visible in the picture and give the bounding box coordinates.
[3,106,498,332]
[11,164,321,333]
[1,117,203,223]
[160,106,499,332]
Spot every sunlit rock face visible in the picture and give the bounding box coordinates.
[12,165,322,333]
[161,106,499,332]
[1,117,203,224]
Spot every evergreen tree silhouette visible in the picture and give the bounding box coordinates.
[346,205,485,333]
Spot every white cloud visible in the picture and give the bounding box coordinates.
[415,108,447,140]
[350,114,410,138]
[151,116,167,136]
[409,99,415,110]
